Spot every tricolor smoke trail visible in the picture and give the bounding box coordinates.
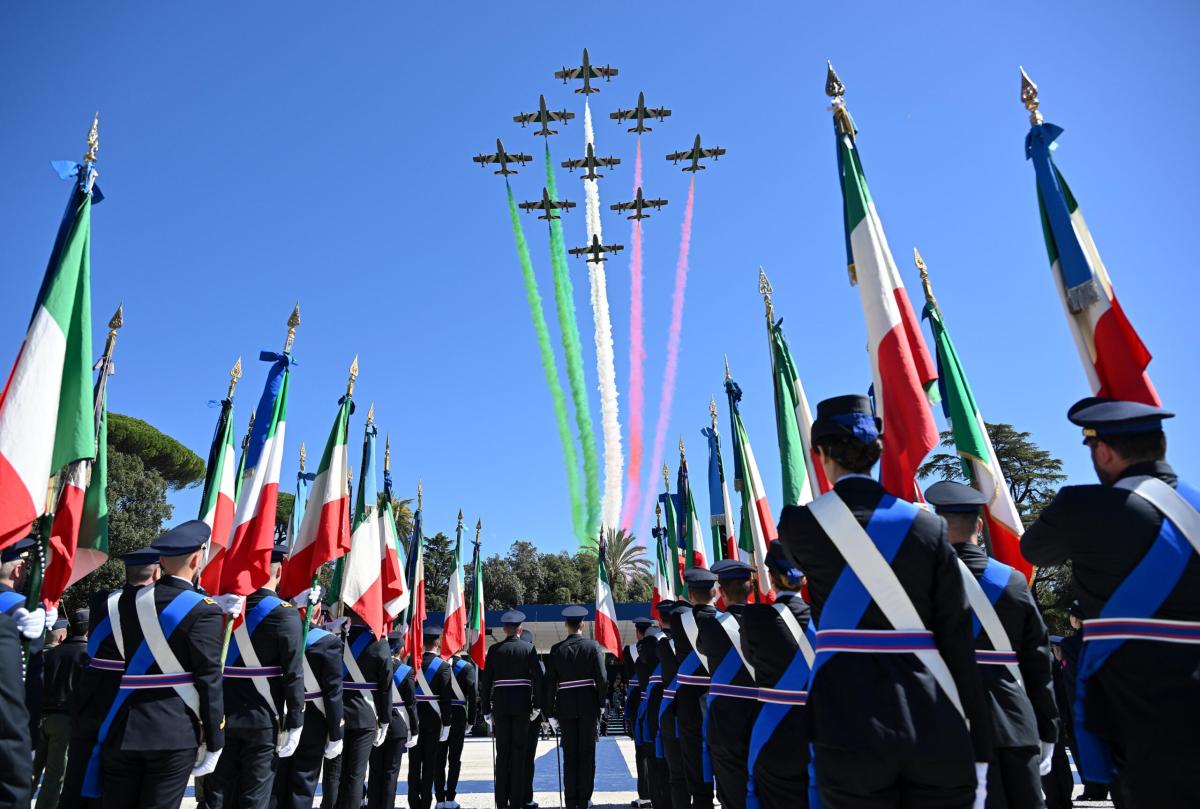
[506,182,586,543]
[620,138,645,531]
[582,100,624,533]
[544,147,602,540]
[641,175,697,531]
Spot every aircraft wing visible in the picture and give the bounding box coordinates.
[511,152,533,163]
[550,110,575,122]
[647,107,671,118]
[517,200,546,211]
[561,158,586,169]
[591,66,619,79]
[554,67,580,80]
[665,150,689,162]
[557,200,577,210]
[597,157,621,167]
[702,147,726,158]
[567,245,588,256]
[610,109,634,121]
[610,200,634,211]
[472,154,499,165]
[604,244,624,253]
[513,112,539,124]
[645,198,668,208]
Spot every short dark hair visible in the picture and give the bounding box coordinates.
[126,563,158,585]
[720,579,754,601]
[941,511,980,542]
[814,434,882,474]
[1097,431,1166,465]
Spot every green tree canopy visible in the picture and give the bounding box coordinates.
[108,413,205,490]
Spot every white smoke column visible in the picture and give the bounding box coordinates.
[583,100,624,532]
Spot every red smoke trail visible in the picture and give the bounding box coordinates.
[620,139,646,530]
[641,176,696,531]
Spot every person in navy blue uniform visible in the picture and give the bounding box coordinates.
[366,629,417,809]
[624,617,654,809]
[633,613,665,809]
[544,606,606,809]
[1041,637,1075,809]
[518,627,541,809]
[777,395,992,809]
[34,607,90,809]
[481,611,542,809]
[926,479,1059,809]
[671,569,716,809]
[204,542,305,809]
[655,602,688,809]
[0,536,54,747]
[407,624,452,809]
[0,607,31,808]
[434,652,477,809]
[1021,398,1200,808]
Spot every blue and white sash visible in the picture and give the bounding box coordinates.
[302,626,332,714]
[224,595,285,716]
[0,590,25,614]
[342,630,378,721]
[635,663,662,746]
[415,655,443,717]
[958,557,1024,685]
[391,663,414,732]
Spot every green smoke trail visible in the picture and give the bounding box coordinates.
[506,182,587,544]
[545,144,601,540]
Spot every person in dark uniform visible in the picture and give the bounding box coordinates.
[544,606,606,809]
[1056,601,1112,803]
[204,541,306,809]
[0,536,54,745]
[655,603,689,809]
[434,652,477,809]
[367,629,417,809]
[671,569,715,809]
[623,617,653,809]
[1041,637,1074,809]
[517,628,541,809]
[94,520,226,809]
[740,542,812,809]
[696,559,758,809]
[406,624,452,809]
[1021,397,1200,808]
[34,608,89,809]
[481,611,542,809]
[633,613,665,809]
[272,601,345,809]
[777,395,992,809]
[925,480,1060,809]
[58,547,158,809]
[0,608,32,808]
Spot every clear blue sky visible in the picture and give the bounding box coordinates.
[2,2,1197,556]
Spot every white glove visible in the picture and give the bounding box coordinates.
[277,726,303,758]
[213,594,245,617]
[439,725,450,743]
[548,717,560,733]
[1039,742,1055,776]
[530,708,540,722]
[323,738,343,760]
[484,714,493,729]
[12,607,45,640]
[192,748,222,778]
[44,606,58,631]
[300,585,322,605]
[373,725,387,747]
[405,735,418,749]
[972,762,988,809]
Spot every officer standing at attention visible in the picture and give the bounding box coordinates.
[633,612,665,809]
[623,617,654,809]
[273,600,346,809]
[671,570,716,809]
[544,606,606,809]
[481,611,543,809]
[366,629,417,809]
[0,536,56,741]
[655,602,688,809]
[325,609,391,809]
[0,607,31,807]
[1021,398,1200,808]
[407,624,452,809]
[777,395,992,809]
[204,541,306,809]
[518,627,542,809]
[95,520,227,809]
[434,652,477,809]
[35,608,90,809]
[926,480,1060,809]
[696,559,758,809]
[740,542,813,809]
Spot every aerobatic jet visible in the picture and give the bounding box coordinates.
[561,143,621,180]
[554,48,618,95]
[513,94,575,137]
[610,92,671,133]
[568,234,624,264]
[666,134,726,172]
[519,188,577,220]
[610,187,668,220]
[471,139,533,175]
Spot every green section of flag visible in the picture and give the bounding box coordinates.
[770,322,808,508]
[924,302,989,475]
[198,400,234,520]
[78,389,108,561]
[662,492,683,593]
[838,136,872,236]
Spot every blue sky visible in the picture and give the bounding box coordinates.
[2,2,1197,556]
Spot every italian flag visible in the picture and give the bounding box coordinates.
[703,421,739,563]
[594,533,622,656]
[402,504,427,664]
[659,491,684,593]
[677,455,708,570]
[72,388,108,586]
[1027,122,1159,405]
[379,466,408,622]
[278,393,351,601]
[0,172,94,551]
[833,102,939,501]
[441,516,467,658]
[198,395,238,594]
[338,419,386,638]
[924,295,1032,580]
[770,320,830,507]
[467,535,486,668]
[726,377,777,598]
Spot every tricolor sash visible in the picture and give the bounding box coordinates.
[342,630,378,722]
[302,626,332,715]
[448,658,468,708]
[0,590,25,614]
[391,663,413,733]
[415,655,443,718]
[707,612,756,701]
[224,594,285,717]
[958,557,1024,686]
[635,663,662,746]
[1074,476,1200,784]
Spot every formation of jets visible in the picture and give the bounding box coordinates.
[610,187,668,220]
[666,134,726,172]
[519,188,576,220]
[472,139,532,175]
[561,143,621,181]
[568,234,624,264]
[513,94,575,137]
[610,92,671,133]
[554,48,618,95]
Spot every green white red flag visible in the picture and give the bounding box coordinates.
[379,453,408,622]
[676,450,708,570]
[338,416,386,638]
[441,514,467,658]
[466,531,485,668]
[769,317,830,507]
[402,499,427,664]
[198,375,239,594]
[650,506,675,621]
[71,384,108,588]
[725,374,777,598]
[595,532,622,656]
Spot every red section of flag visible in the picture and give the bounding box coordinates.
[199,492,236,595]
[1092,297,1160,406]
[381,542,405,622]
[595,609,622,657]
[442,605,466,659]
[41,472,85,607]
[986,510,1032,582]
[220,482,279,596]
[279,494,350,600]
[469,625,486,669]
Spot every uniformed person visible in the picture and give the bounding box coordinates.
[623,617,653,809]
[633,611,665,809]
[0,607,31,807]
[407,624,452,809]
[696,559,758,809]
[544,606,606,809]
[272,601,345,809]
[35,607,90,809]
[654,602,689,809]
[1021,397,1200,808]
[434,652,477,809]
[204,541,306,809]
[740,542,813,809]
[777,394,992,808]
[94,520,227,809]
[671,569,715,809]
[0,535,54,742]
[518,627,542,809]
[481,611,542,809]
[366,629,418,809]
[926,480,1060,809]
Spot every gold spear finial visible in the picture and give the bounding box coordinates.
[346,355,359,397]
[457,508,464,527]
[655,501,662,521]
[383,435,391,473]
[242,412,256,449]
[475,519,482,541]
[226,357,243,399]
[84,112,100,164]
[724,354,731,382]
[284,303,301,354]
[758,266,775,326]
[417,480,423,511]
[97,303,123,373]
[914,247,937,311]
[709,397,719,429]
[347,466,353,485]
[825,61,845,98]
[662,463,671,490]
[108,304,123,332]
[826,61,856,139]
[366,402,375,425]
[679,435,686,457]
[1019,66,1043,125]
[299,442,307,473]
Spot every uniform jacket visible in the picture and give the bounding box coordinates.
[656,631,679,699]
[452,657,479,724]
[305,629,345,742]
[636,629,662,740]
[956,543,1059,747]
[42,634,89,713]
[621,643,641,736]
[778,477,993,762]
[696,603,758,744]
[417,651,454,731]
[544,634,606,721]
[480,635,542,717]
[343,625,392,731]
[224,588,305,731]
[71,584,141,732]
[388,660,418,740]
[1021,460,1200,748]
[0,612,31,807]
[740,592,811,689]
[671,603,715,693]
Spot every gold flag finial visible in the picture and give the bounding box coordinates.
[679,435,686,457]
[826,61,856,139]
[383,435,390,473]
[417,480,423,511]
[300,442,307,473]
[655,501,662,522]
[227,357,243,399]
[346,355,359,397]
[475,519,482,540]
[457,508,464,525]
[709,397,719,429]
[347,466,353,485]
[662,463,671,490]
[825,61,845,99]
[914,247,937,311]
[1019,66,1043,125]
[724,353,731,382]
[97,303,123,372]
[758,266,775,326]
[366,402,375,425]
[84,112,100,164]
[283,303,301,354]
[108,304,124,333]
[242,412,256,450]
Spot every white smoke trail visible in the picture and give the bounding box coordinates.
[583,100,624,532]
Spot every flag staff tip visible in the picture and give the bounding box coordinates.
[913,247,937,310]
[84,112,100,164]
[366,402,374,424]
[724,354,731,382]
[299,441,307,473]
[383,435,390,472]
[1019,66,1043,125]
[457,508,464,525]
[346,355,359,396]
[284,304,301,353]
[758,267,774,325]
[108,304,124,332]
[417,480,423,510]
[475,519,482,540]
[662,463,670,489]
[227,357,243,399]
[678,436,686,456]
[825,62,844,98]
[709,397,718,427]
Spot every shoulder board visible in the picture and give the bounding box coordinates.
[204,597,217,605]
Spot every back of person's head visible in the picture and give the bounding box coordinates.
[69,608,90,637]
[126,563,158,586]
